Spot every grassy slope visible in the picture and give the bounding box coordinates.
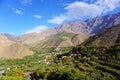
[35,31,87,48]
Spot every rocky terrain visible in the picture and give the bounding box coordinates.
[84,24,120,47]
[1,12,120,52]
[16,12,120,48]
[34,31,87,48]
[0,34,33,59]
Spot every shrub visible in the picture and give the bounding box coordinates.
[4,68,24,78]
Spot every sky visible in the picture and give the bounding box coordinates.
[0,0,120,35]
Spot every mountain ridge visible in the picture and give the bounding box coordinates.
[16,12,120,48]
[33,31,87,48]
[2,12,120,48]
[84,24,120,47]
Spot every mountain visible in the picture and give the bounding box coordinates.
[2,33,18,42]
[84,24,120,47]
[47,12,120,35]
[84,12,120,34]
[3,33,16,39]
[18,12,120,48]
[0,34,33,59]
[18,32,43,46]
[34,31,87,48]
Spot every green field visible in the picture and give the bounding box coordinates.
[0,45,120,80]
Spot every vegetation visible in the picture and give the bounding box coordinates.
[0,45,120,80]
[35,31,86,48]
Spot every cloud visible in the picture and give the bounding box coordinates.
[20,0,32,5]
[8,6,23,15]
[95,0,120,12]
[65,1,104,19]
[25,25,48,33]
[48,15,66,24]
[33,14,42,19]
[15,9,23,15]
[48,0,120,24]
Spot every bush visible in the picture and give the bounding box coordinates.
[3,68,24,79]
[1,76,23,80]
[47,68,89,80]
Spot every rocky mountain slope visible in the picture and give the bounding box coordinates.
[84,24,120,47]
[0,34,33,59]
[18,12,120,48]
[34,31,87,48]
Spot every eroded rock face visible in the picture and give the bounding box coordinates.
[0,34,33,59]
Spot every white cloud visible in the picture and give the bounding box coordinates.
[48,15,66,24]
[65,1,104,19]
[25,25,48,33]
[48,0,120,24]
[20,0,32,5]
[95,0,120,12]
[15,9,23,15]
[33,14,42,19]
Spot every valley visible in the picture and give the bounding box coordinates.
[0,12,120,80]
[0,45,120,80]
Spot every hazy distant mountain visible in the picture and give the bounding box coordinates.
[18,12,120,48]
[0,34,33,59]
[84,24,120,47]
[2,33,18,41]
[3,33,16,38]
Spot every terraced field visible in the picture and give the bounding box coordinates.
[0,46,120,80]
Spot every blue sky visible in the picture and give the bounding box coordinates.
[0,0,120,35]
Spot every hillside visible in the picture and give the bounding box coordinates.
[1,43,120,80]
[34,31,87,48]
[84,24,120,47]
[50,12,120,35]
[0,34,33,59]
[18,12,120,48]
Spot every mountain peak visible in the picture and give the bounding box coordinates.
[13,12,120,48]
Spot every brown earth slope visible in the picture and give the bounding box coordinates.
[0,34,33,59]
